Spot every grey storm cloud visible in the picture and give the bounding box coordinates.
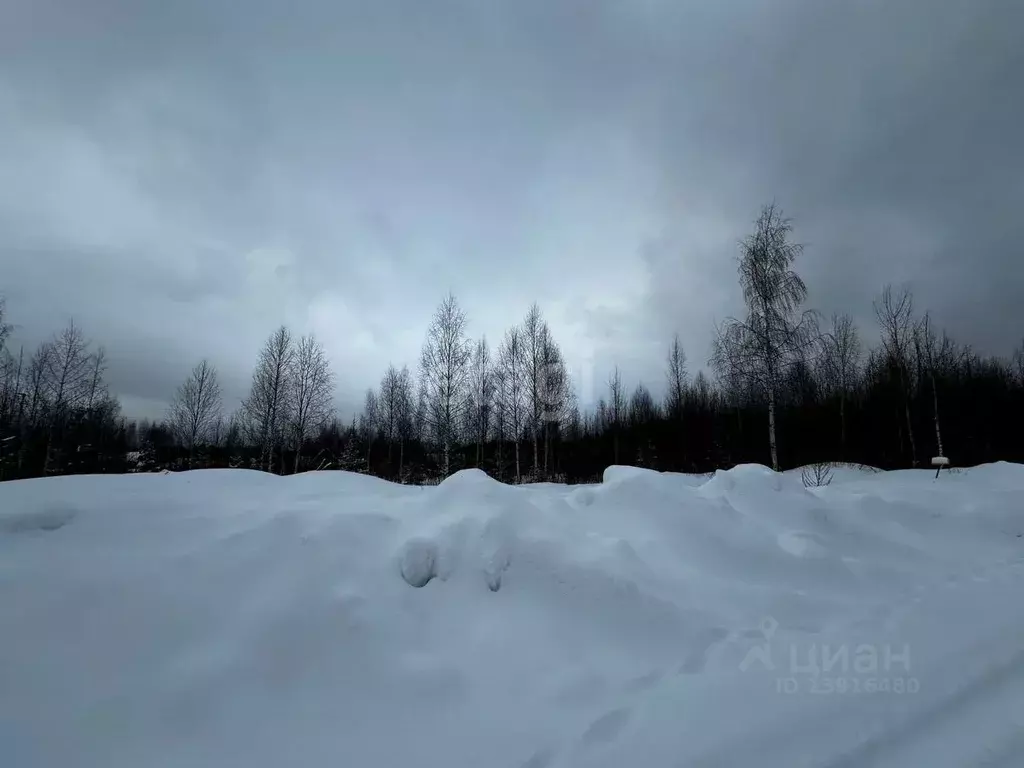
[1,0,1021,419]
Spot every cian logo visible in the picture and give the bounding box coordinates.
[739,616,779,671]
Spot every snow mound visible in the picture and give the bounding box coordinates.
[2,464,1024,767]
[602,464,661,485]
[700,462,798,495]
[399,537,440,587]
[395,512,515,592]
[438,467,496,488]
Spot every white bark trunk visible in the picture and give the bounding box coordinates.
[768,387,779,471]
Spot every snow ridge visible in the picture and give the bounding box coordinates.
[1,463,1023,767]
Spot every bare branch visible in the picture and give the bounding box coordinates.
[169,359,223,466]
[288,334,334,473]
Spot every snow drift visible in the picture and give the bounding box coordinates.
[1,463,1023,767]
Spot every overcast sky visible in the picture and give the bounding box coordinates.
[2,0,1021,420]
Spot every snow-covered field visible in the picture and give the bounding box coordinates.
[2,463,1023,767]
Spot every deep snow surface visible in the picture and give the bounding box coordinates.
[2,463,1023,767]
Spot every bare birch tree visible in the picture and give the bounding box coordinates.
[26,343,52,426]
[665,333,688,420]
[394,365,415,480]
[0,349,24,426]
[691,370,713,411]
[710,203,817,470]
[360,388,380,470]
[817,313,862,458]
[491,366,509,477]
[497,325,527,482]
[378,364,404,471]
[523,303,546,477]
[169,359,222,467]
[914,312,946,460]
[629,382,658,426]
[241,325,294,472]
[43,320,93,472]
[419,293,472,477]
[45,321,91,415]
[288,334,334,473]
[874,284,918,467]
[84,347,108,413]
[468,336,494,468]
[711,320,752,437]
[538,329,569,477]
[607,366,625,464]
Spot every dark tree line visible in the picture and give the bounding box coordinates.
[0,304,125,480]
[3,204,1023,484]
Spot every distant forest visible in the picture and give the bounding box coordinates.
[3,204,1023,484]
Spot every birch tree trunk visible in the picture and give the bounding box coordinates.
[767,385,779,471]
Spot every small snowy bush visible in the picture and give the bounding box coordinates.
[801,462,834,488]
